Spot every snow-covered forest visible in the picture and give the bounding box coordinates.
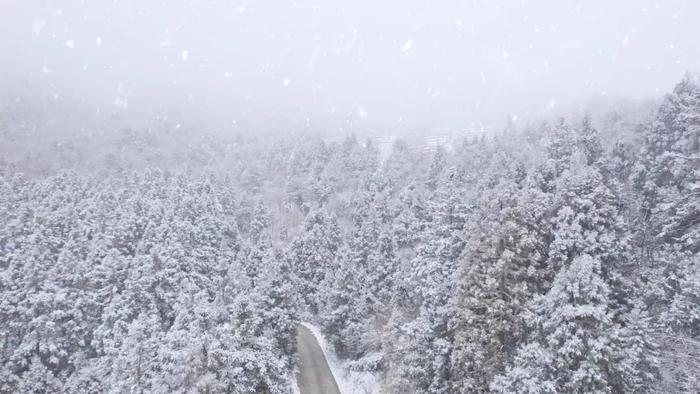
[1,74,698,393]
[2,1,700,393]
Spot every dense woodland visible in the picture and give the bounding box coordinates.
[0,75,698,393]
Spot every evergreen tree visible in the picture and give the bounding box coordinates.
[493,255,634,393]
[451,179,548,393]
[288,209,342,313]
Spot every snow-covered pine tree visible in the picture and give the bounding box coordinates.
[493,254,630,393]
[451,177,548,393]
[632,74,700,393]
[288,208,342,314]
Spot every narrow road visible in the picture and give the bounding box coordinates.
[296,325,341,394]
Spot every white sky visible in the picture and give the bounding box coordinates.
[1,0,698,134]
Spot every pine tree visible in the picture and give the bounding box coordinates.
[546,118,576,176]
[578,115,604,166]
[451,179,548,392]
[493,255,626,393]
[288,209,342,313]
[630,76,700,392]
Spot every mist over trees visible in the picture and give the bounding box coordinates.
[0,74,698,393]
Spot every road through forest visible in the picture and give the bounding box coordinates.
[295,325,341,394]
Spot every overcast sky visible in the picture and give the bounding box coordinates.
[1,0,699,134]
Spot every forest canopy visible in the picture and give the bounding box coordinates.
[1,74,698,393]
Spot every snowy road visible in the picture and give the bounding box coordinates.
[295,325,341,394]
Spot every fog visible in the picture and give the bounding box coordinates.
[1,0,699,135]
[1,3,700,392]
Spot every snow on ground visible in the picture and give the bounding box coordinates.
[291,376,301,394]
[300,322,381,394]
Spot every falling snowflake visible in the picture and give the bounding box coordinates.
[357,104,368,119]
[32,19,46,36]
[114,96,128,109]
